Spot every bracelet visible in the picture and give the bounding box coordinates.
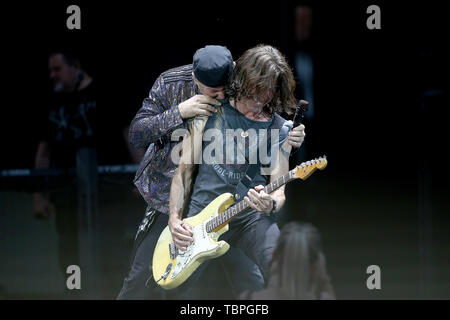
[269,199,277,214]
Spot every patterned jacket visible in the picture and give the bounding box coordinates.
[130,64,198,214]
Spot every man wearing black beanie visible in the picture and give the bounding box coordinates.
[119,45,262,299]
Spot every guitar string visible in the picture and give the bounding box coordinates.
[206,170,293,233]
[206,158,324,232]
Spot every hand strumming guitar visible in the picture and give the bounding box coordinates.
[168,214,194,251]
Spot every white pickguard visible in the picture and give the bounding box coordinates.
[171,222,221,279]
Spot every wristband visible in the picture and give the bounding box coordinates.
[269,199,277,214]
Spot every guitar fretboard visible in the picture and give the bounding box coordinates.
[205,171,294,233]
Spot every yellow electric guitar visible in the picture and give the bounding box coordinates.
[152,156,328,289]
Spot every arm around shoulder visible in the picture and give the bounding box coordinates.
[129,76,184,149]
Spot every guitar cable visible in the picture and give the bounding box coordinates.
[153,263,172,285]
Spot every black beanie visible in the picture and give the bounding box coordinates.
[193,45,233,87]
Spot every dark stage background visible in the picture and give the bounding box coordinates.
[0,0,449,299]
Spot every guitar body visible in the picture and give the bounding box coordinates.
[152,193,234,289]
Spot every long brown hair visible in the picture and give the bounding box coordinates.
[225,44,298,115]
[268,222,322,299]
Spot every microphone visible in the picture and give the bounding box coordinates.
[293,100,309,128]
[289,100,309,154]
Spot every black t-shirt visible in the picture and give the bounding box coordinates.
[41,81,98,168]
[40,80,130,168]
[187,101,289,224]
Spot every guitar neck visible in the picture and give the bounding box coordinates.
[205,170,295,233]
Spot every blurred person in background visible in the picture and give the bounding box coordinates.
[240,221,335,300]
[33,50,142,298]
[33,50,97,297]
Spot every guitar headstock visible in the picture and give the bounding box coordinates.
[292,156,327,180]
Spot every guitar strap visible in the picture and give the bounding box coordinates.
[234,113,288,200]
